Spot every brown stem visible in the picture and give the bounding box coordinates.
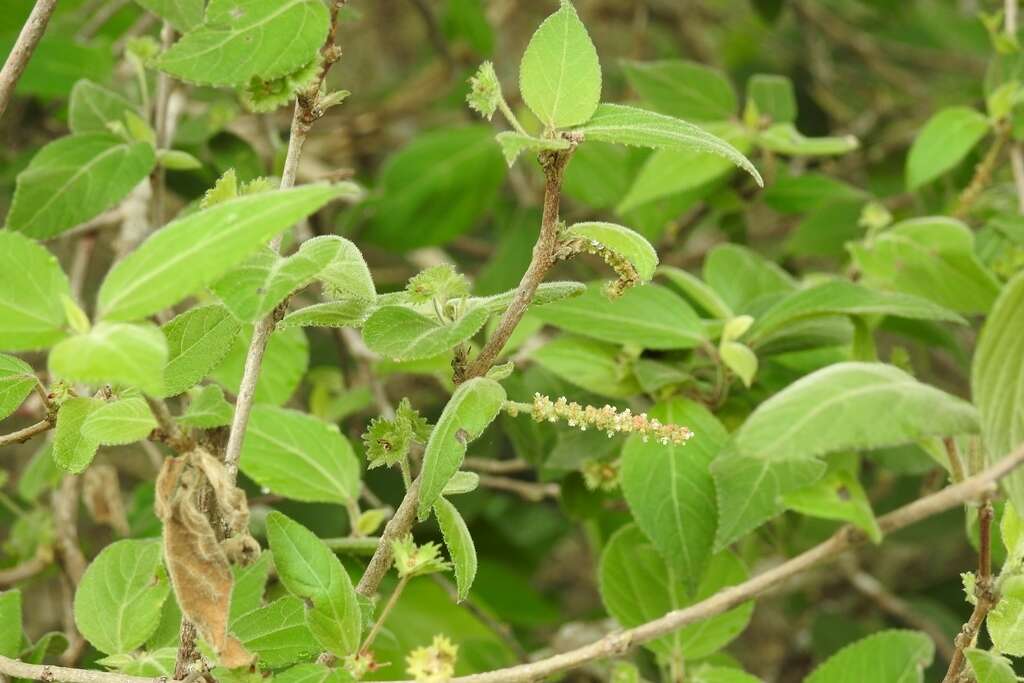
[0,419,52,448]
[360,575,409,653]
[953,123,1009,219]
[355,477,421,597]
[476,474,559,502]
[0,548,50,588]
[0,0,59,119]
[942,498,996,683]
[462,148,574,380]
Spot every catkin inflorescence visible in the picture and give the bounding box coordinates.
[524,393,693,445]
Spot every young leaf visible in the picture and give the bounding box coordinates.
[656,266,733,319]
[161,304,241,398]
[849,217,1001,314]
[0,231,72,351]
[275,664,351,683]
[0,590,21,657]
[417,377,506,519]
[97,184,343,322]
[472,281,585,314]
[68,80,139,134]
[49,322,168,395]
[278,299,372,330]
[5,134,155,239]
[757,124,858,156]
[211,236,355,323]
[906,107,990,190]
[362,305,489,362]
[52,397,103,473]
[782,460,882,542]
[179,384,234,428]
[81,397,158,445]
[156,0,330,86]
[564,221,658,282]
[231,596,314,669]
[212,326,308,406]
[720,341,757,387]
[621,59,737,121]
[494,132,570,166]
[734,363,978,463]
[529,283,705,349]
[265,512,361,657]
[518,0,601,129]
[73,539,171,655]
[748,280,964,343]
[0,353,37,421]
[972,272,1024,517]
[315,234,376,302]
[620,400,726,592]
[240,405,360,504]
[530,336,640,399]
[574,104,762,186]
[965,648,1017,683]
[434,497,478,602]
[803,630,934,683]
[599,524,752,661]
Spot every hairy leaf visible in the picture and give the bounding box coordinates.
[68,80,139,134]
[49,322,168,395]
[0,232,71,351]
[434,497,477,602]
[0,353,37,421]
[564,221,658,282]
[179,384,234,428]
[81,397,157,445]
[161,305,241,397]
[231,596,314,669]
[362,305,489,362]
[757,123,858,156]
[52,397,103,473]
[494,132,569,166]
[804,630,933,683]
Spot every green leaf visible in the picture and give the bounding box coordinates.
[906,107,990,190]
[494,132,569,166]
[369,126,505,250]
[52,397,103,473]
[747,74,796,123]
[621,59,737,121]
[620,400,726,591]
[132,0,204,31]
[212,236,357,323]
[434,497,477,602]
[179,384,233,428]
[518,0,601,129]
[81,397,157,445]
[275,664,352,683]
[0,353,36,421]
[362,305,489,362]
[702,244,795,313]
[564,221,658,282]
[691,667,763,683]
[97,184,343,322]
[782,459,881,542]
[530,336,640,399]
[762,173,866,214]
[0,590,21,657]
[965,648,1018,683]
[230,552,272,622]
[0,231,71,351]
[241,405,360,504]
[757,123,858,157]
[49,322,168,395]
[748,280,965,343]
[265,512,361,658]
[5,134,155,240]
[719,341,757,387]
[574,104,762,186]
[212,326,308,406]
[804,630,934,683]
[849,217,1001,314]
[17,442,63,502]
[315,234,375,302]
[278,300,372,330]
[417,377,506,519]
[973,272,1024,525]
[157,0,330,86]
[656,266,733,319]
[599,524,753,661]
[231,596,314,669]
[68,80,139,134]
[617,123,752,213]
[735,363,978,462]
[73,539,170,655]
[472,281,585,314]
[989,591,1024,655]
[529,283,705,350]
[161,304,241,398]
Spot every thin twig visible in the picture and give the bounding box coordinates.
[476,474,559,502]
[361,575,410,653]
[0,657,162,683]
[462,147,574,380]
[953,122,1009,219]
[0,419,53,448]
[356,477,421,597]
[0,548,50,588]
[0,0,59,119]
[369,442,1024,683]
[462,457,532,474]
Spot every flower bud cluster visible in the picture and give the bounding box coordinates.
[529,394,693,446]
[406,635,458,683]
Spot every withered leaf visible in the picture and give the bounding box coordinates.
[156,448,260,669]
